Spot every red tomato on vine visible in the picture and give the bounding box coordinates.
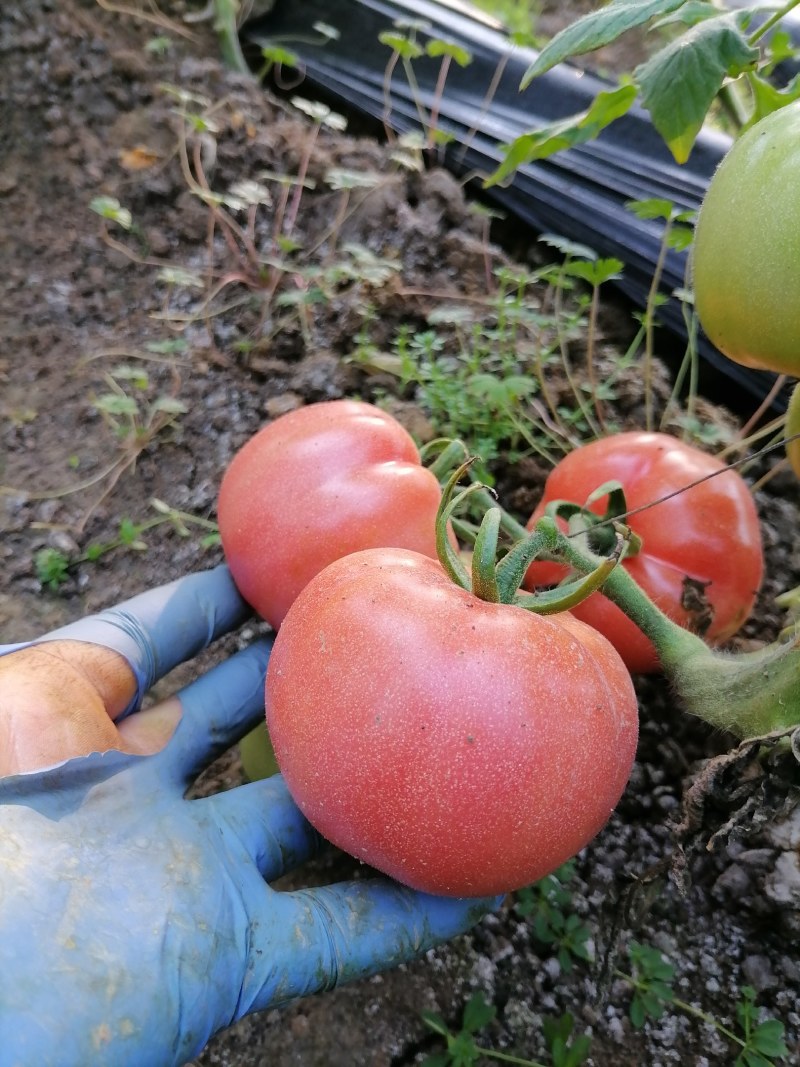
[218,400,445,629]
[523,432,763,674]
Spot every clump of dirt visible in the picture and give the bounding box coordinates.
[1,3,798,1066]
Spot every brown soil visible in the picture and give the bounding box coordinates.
[1,2,799,1065]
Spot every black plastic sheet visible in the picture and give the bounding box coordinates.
[243,0,783,407]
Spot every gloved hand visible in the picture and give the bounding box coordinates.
[0,566,497,1066]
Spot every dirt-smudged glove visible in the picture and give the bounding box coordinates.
[0,566,498,1066]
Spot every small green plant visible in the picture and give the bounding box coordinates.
[422,992,497,1067]
[378,21,473,151]
[34,548,71,591]
[349,257,612,477]
[619,942,789,1065]
[144,35,173,56]
[623,940,676,1028]
[32,502,219,593]
[732,986,790,1067]
[514,861,592,973]
[393,320,535,478]
[1,344,194,532]
[541,1014,591,1067]
[89,195,133,231]
[422,994,593,1067]
[89,364,187,445]
[422,992,591,1067]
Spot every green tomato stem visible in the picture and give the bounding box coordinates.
[548,526,800,739]
[435,462,629,614]
[747,0,800,46]
[472,507,502,602]
[469,484,530,542]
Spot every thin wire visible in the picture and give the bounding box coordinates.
[569,431,800,538]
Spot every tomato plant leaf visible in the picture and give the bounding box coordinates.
[651,0,720,30]
[634,14,759,162]
[520,0,688,84]
[744,71,800,130]
[486,85,636,186]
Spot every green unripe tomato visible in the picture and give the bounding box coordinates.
[693,102,800,377]
[239,721,280,781]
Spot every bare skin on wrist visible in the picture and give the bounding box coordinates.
[0,641,181,775]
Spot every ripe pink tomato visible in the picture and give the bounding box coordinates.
[266,548,639,897]
[524,432,763,674]
[218,400,445,628]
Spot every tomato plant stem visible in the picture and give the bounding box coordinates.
[548,528,800,738]
[748,0,800,45]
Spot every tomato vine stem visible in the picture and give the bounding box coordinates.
[435,459,629,614]
[433,444,800,739]
[548,527,800,739]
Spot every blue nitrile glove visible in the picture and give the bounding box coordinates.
[0,566,498,1066]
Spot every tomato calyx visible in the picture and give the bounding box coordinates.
[435,459,630,614]
[544,480,644,560]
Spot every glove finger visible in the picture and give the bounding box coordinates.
[34,565,252,717]
[198,775,325,880]
[159,637,273,784]
[243,881,502,1013]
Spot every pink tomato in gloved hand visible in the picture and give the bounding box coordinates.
[266,547,639,897]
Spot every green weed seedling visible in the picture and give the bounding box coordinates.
[541,1014,591,1067]
[393,321,533,480]
[622,940,676,1029]
[378,21,471,150]
[144,35,173,57]
[89,196,133,232]
[514,861,592,974]
[624,199,695,432]
[422,991,591,1067]
[2,349,191,533]
[619,941,789,1065]
[33,502,219,594]
[422,992,497,1067]
[90,364,187,448]
[732,986,790,1067]
[349,245,644,481]
[34,548,71,592]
